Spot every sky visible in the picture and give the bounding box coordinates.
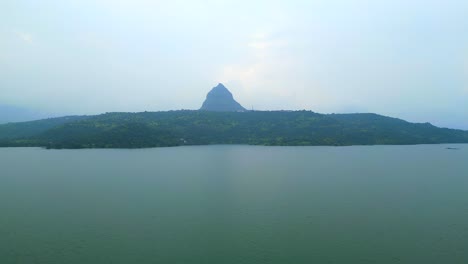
[1,0,467,129]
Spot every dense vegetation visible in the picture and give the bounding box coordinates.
[0,110,467,149]
[0,116,87,140]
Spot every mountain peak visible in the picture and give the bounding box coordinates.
[200,84,246,112]
[210,83,232,96]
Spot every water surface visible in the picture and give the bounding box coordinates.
[1,145,467,263]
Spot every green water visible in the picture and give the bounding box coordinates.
[1,145,467,263]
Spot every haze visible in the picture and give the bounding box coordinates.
[1,0,467,129]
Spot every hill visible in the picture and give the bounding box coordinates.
[0,104,54,124]
[0,115,87,140]
[0,111,467,149]
[200,83,246,112]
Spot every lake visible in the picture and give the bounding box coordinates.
[1,145,467,263]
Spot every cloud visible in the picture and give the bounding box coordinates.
[15,31,33,43]
[219,33,282,88]
[248,41,270,50]
[216,32,333,110]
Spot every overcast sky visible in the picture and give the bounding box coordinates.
[1,0,467,129]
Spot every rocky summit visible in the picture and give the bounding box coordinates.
[200,83,246,112]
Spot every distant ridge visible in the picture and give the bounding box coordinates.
[1,111,468,149]
[0,104,53,124]
[1,83,468,149]
[200,83,246,112]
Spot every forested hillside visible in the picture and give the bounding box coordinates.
[0,111,467,149]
